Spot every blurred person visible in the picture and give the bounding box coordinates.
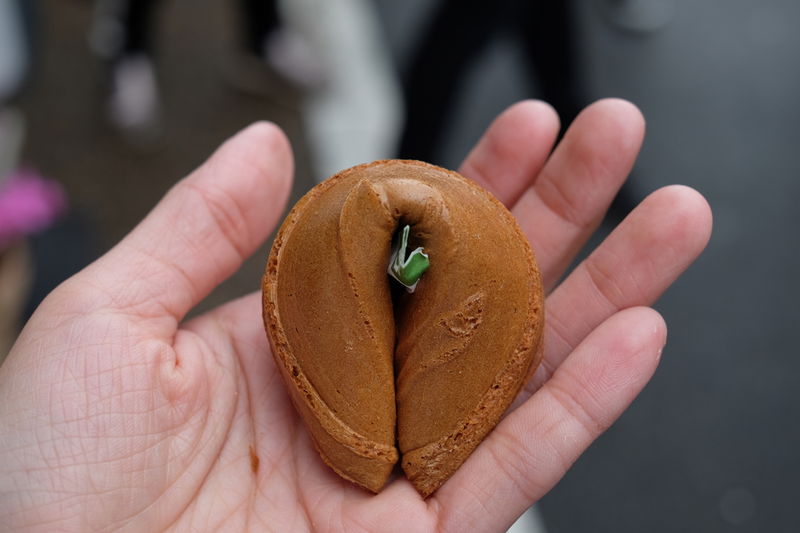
[88,0,326,143]
[0,0,32,106]
[88,0,401,181]
[398,0,583,164]
[282,0,403,179]
[0,0,68,356]
[0,166,67,357]
[89,0,163,142]
[0,99,712,531]
[238,0,328,90]
[398,0,655,220]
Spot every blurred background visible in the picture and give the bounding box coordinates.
[1,0,798,531]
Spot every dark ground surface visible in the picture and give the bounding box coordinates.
[14,0,800,532]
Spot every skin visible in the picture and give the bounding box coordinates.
[0,99,712,532]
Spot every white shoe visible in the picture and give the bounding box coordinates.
[262,28,328,90]
[108,54,162,143]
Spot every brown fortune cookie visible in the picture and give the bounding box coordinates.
[262,160,544,497]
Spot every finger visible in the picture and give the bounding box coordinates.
[459,100,560,206]
[433,307,667,532]
[80,122,293,324]
[511,98,645,290]
[519,185,711,403]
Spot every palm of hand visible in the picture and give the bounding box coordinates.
[4,275,438,532]
[0,100,711,532]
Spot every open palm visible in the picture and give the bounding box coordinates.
[0,100,711,532]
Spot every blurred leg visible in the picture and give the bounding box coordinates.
[397,0,507,162]
[515,0,583,133]
[102,0,163,142]
[238,0,280,56]
[0,0,32,101]
[237,0,325,89]
[119,0,161,56]
[517,1,634,218]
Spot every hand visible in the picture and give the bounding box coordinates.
[0,99,711,532]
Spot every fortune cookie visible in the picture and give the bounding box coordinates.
[262,160,543,497]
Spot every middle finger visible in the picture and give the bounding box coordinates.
[511,98,645,291]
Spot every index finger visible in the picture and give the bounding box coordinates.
[459,100,560,205]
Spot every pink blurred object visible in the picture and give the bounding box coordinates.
[0,168,67,251]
